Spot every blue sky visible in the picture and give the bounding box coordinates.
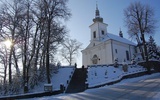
[65,0,160,67]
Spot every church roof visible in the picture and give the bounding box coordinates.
[101,33,136,46]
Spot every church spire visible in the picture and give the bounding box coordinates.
[93,2,103,23]
[95,2,100,18]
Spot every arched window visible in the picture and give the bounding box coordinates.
[92,54,98,64]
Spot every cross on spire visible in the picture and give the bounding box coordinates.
[96,1,98,9]
[119,28,123,38]
[95,1,100,18]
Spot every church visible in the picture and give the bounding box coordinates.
[81,5,137,67]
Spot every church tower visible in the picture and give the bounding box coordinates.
[89,4,108,42]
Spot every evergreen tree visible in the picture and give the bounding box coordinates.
[147,36,159,60]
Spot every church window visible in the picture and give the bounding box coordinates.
[115,49,118,53]
[101,30,104,35]
[93,31,96,38]
[126,50,129,60]
[92,54,98,64]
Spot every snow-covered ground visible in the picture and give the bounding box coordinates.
[86,72,160,91]
[0,67,75,99]
[24,73,160,100]
[87,65,146,88]
[30,67,75,93]
[3,64,160,100]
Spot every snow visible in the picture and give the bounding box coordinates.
[85,73,160,92]
[2,65,160,100]
[50,67,74,90]
[154,92,160,100]
[30,67,75,92]
[23,72,160,100]
[101,33,136,46]
[87,65,146,88]
[44,84,52,86]
[0,67,75,99]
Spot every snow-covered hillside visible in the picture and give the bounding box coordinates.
[87,65,147,88]
[24,73,160,100]
[1,64,152,99]
[30,67,75,93]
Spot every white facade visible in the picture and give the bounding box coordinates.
[82,6,136,67]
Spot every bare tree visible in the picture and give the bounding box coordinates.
[36,0,71,83]
[0,0,71,94]
[0,45,8,84]
[60,38,82,66]
[124,2,157,73]
[0,0,25,84]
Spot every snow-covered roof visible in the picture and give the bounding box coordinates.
[101,33,136,46]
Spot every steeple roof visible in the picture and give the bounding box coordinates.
[95,3,100,17]
[93,3,103,23]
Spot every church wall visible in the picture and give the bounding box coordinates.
[104,40,113,64]
[82,40,136,67]
[98,42,110,65]
[82,49,91,67]
[89,45,102,65]
[112,40,135,64]
[82,40,113,67]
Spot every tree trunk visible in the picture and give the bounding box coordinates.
[137,10,150,73]
[135,34,144,60]
[13,48,20,76]
[46,28,51,83]
[46,48,51,83]
[3,60,7,84]
[141,33,150,73]
[3,48,8,84]
[8,46,13,85]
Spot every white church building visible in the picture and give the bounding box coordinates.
[82,6,137,67]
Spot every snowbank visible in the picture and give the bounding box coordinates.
[31,67,75,92]
[87,65,147,88]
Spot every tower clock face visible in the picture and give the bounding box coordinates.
[92,55,98,64]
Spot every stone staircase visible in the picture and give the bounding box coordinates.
[65,68,87,93]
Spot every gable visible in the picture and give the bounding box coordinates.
[85,40,101,49]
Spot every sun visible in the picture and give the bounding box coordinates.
[4,40,12,48]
